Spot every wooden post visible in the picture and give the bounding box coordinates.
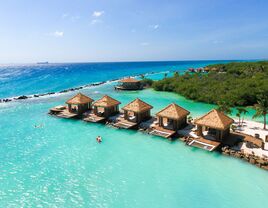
[124,110,127,120]
[197,125,203,136]
[68,104,71,112]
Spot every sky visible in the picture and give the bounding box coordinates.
[0,0,268,63]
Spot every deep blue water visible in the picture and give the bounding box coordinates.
[0,61,232,98]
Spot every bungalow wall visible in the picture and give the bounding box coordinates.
[94,105,119,118]
[124,110,151,123]
[121,82,141,90]
[68,103,91,114]
[158,116,187,131]
[196,125,231,141]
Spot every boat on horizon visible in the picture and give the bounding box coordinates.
[37,61,49,64]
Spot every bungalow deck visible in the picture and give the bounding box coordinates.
[49,105,66,113]
[49,106,78,118]
[149,126,176,138]
[113,118,138,129]
[188,137,221,151]
[83,113,106,123]
[114,86,127,90]
[55,109,78,119]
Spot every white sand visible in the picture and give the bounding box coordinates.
[234,119,268,158]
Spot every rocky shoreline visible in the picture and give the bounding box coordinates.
[221,146,268,170]
[179,136,268,171]
[0,81,107,103]
[0,71,167,104]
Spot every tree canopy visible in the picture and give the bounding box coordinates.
[152,61,268,107]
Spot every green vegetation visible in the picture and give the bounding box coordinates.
[152,61,268,107]
[236,107,248,127]
[253,94,268,129]
[140,78,154,87]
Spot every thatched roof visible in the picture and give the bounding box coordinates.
[122,98,153,113]
[194,109,234,130]
[93,95,121,107]
[120,77,140,83]
[156,103,190,120]
[66,93,94,105]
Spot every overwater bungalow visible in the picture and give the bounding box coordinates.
[188,109,234,151]
[115,78,143,90]
[66,93,94,114]
[114,98,153,129]
[150,103,190,138]
[50,93,94,118]
[84,95,121,123]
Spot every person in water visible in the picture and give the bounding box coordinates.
[96,136,102,143]
[34,124,44,128]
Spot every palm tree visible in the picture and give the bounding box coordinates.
[236,107,247,126]
[174,71,179,77]
[140,74,145,80]
[253,95,268,129]
[240,108,248,126]
[217,101,232,115]
[236,111,241,126]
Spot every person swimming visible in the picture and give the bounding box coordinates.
[34,124,44,128]
[96,136,102,143]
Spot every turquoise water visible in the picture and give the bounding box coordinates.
[0,61,267,207]
[1,82,268,207]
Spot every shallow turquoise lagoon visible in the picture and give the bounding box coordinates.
[0,81,267,208]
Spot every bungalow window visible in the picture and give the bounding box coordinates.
[71,105,78,112]
[208,128,217,136]
[127,111,136,121]
[97,107,105,115]
[162,117,173,128]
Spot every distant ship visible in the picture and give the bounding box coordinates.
[37,61,49,64]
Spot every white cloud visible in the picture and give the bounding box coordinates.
[92,11,104,17]
[62,13,80,22]
[140,42,149,46]
[61,13,68,19]
[149,24,159,30]
[91,19,102,25]
[50,31,64,37]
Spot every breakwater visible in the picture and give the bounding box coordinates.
[0,71,169,103]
